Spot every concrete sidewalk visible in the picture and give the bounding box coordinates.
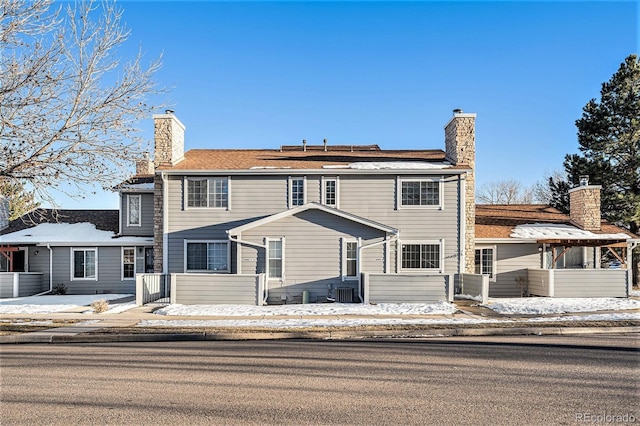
[1,299,639,344]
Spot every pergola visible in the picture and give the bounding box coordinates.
[538,238,629,269]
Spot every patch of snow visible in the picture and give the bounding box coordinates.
[629,289,640,297]
[347,162,450,170]
[0,223,153,245]
[526,313,640,322]
[153,301,458,317]
[455,294,483,302]
[511,223,630,240]
[484,297,640,315]
[0,294,133,314]
[119,183,154,190]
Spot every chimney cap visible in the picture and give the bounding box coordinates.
[579,175,589,186]
[453,108,463,114]
[165,109,175,114]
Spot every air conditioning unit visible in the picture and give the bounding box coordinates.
[335,287,354,303]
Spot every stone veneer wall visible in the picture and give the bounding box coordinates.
[135,158,154,175]
[445,113,476,273]
[569,186,601,231]
[152,113,185,273]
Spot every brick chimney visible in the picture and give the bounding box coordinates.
[135,153,154,176]
[153,110,185,168]
[569,175,601,231]
[444,109,476,273]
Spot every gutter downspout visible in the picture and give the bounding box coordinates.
[359,233,399,304]
[226,232,268,304]
[33,244,53,296]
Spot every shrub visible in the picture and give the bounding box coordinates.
[51,283,67,295]
[90,299,109,313]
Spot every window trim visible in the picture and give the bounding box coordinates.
[122,247,136,281]
[475,245,497,281]
[396,177,444,210]
[321,176,339,208]
[288,176,306,208]
[184,177,230,210]
[265,237,285,281]
[126,194,142,227]
[70,247,98,281]
[398,240,444,273]
[183,240,230,273]
[341,237,358,281]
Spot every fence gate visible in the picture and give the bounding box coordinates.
[140,274,171,304]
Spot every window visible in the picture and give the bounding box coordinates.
[399,179,441,208]
[122,247,135,280]
[288,177,305,207]
[127,195,141,226]
[401,242,441,270]
[186,177,228,208]
[185,241,229,272]
[72,248,97,280]
[475,247,495,279]
[341,239,358,280]
[322,177,338,208]
[267,238,284,279]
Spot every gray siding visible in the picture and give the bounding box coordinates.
[165,173,462,276]
[172,273,259,304]
[492,243,540,297]
[49,246,136,295]
[0,273,14,298]
[27,246,50,290]
[121,192,154,236]
[239,209,386,304]
[553,269,627,297]
[365,273,448,303]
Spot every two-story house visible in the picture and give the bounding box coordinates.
[147,110,477,305]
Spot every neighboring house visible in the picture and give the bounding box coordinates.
[475,181,638,298]
[146,110,478,305]
[0,208,154,297]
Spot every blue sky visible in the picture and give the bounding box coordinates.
[52,1,638,209]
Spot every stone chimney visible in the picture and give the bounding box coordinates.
[569,176,601,231]
[0,195,9,231]
[135,153,154,176]
[444,109,477,273]
[153,110,185,168]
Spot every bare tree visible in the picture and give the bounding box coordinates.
[532,169,568,206]
[476,179,536,204]
[0,0,163,206]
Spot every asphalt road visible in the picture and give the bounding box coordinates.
[1,335,638,425]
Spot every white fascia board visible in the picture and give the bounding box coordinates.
[158,168,466,176]
[475,238,538,244]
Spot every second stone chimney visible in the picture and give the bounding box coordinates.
[444,109,477,273]
[569,176,601,231]
[153,110,185,168]
[135,153,154,176]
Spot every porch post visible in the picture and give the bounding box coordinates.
[12,272,19,298]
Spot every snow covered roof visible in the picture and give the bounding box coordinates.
[510,224,631,241]
[0,222,153,246]
[323,161,451,170]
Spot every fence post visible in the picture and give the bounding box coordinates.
[481,275,489,305]
[135,274,143,306]
[447,274,454,302]
[12,273,19,298]
[548,269,555,297]
[170,274,177,304]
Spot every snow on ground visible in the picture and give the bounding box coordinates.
[0,294,133,314]
[153,301,459,317]
[484,297,640,315]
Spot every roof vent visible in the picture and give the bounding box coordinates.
[302,139,307,152]
[323,139,328,152]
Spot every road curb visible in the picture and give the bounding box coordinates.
[1,326,638,344]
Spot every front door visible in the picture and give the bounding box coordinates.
[144,248,154,273]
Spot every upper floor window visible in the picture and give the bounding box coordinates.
[322,177,338,208]
[185,240,229,272]
[187,177,228,209]
[72,248,97,280]
[398,178,442,209]
[127,194,141,226]
[475,247,495,280]
[400,241,442,271]
[288,177,305,207]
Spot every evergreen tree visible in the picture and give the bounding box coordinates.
[551,54,640,235]
[0,179,40,221]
